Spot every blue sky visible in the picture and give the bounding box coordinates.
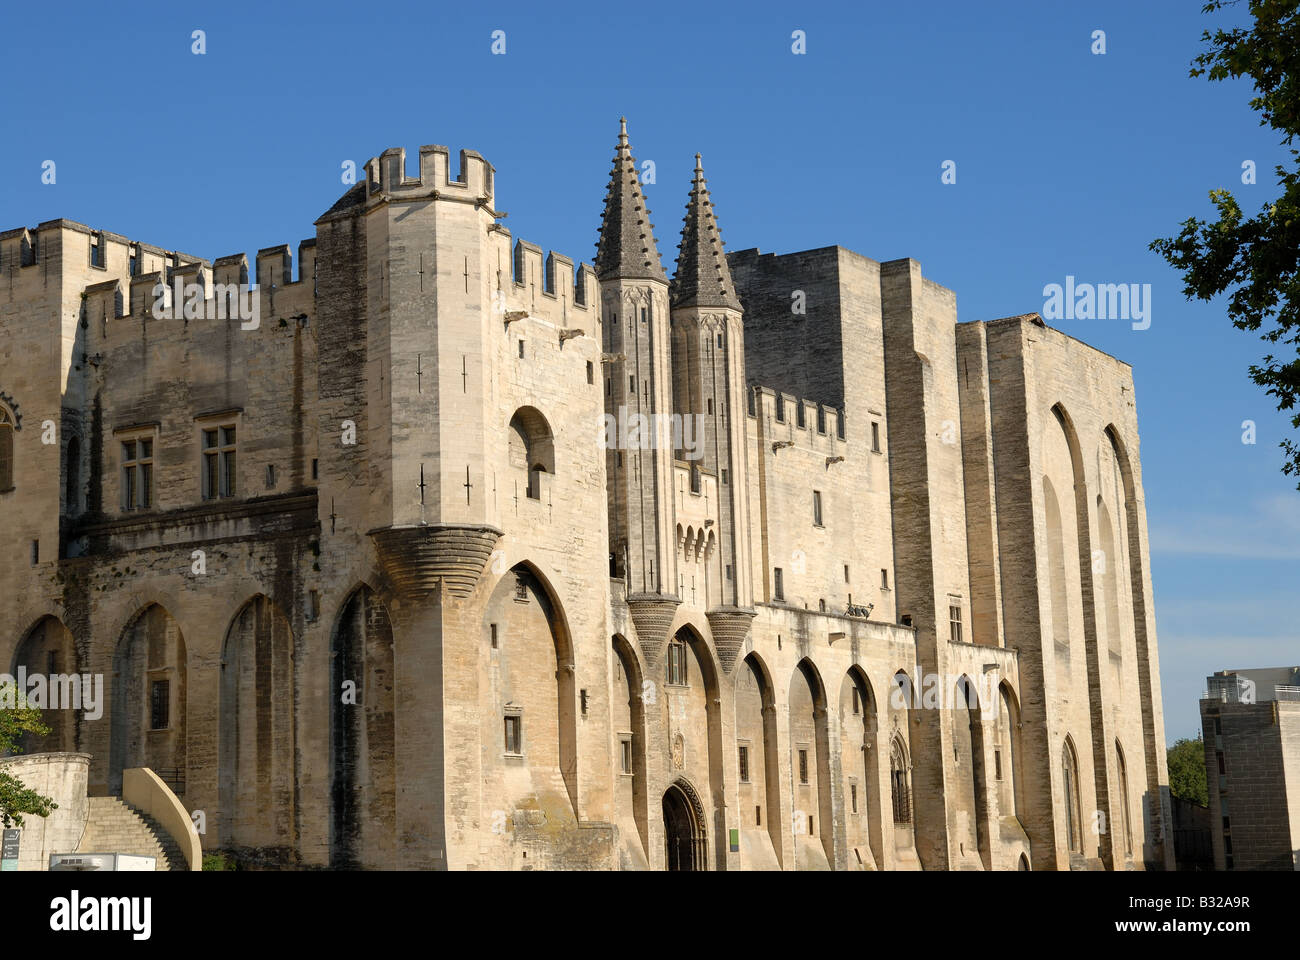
[2,0,1294,744]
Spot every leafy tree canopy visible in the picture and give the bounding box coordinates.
[1167,736,1210,806]
[1152,0,1300,486]
[0,683,58,828]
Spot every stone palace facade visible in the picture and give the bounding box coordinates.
[0,120,1175,870]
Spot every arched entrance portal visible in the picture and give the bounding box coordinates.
[662,780,707,871]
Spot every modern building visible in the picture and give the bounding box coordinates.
[1200,667,1300,870]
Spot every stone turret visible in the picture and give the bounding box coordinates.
[598,119,679,665]
[670,154,742,312]
[595,118,667,283]
[669,155,755,670]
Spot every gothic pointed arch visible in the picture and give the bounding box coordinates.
[219,594,297,860]
[736,651,781,867]
[109,604,186,796]
[789,658,833,868]
[329,583,395,868]
[612,633,649,864]
[482,561,579,830]
[1061,735,1085,859]
[840,666,882,869]
[662,777,708,871]
[10,616,79,753]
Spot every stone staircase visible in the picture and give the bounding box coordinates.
[76,796,188,871]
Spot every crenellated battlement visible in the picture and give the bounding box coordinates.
[71,234,317,354]
[364,144,495,201]
[748,384,847,448]
[507,239,596,310]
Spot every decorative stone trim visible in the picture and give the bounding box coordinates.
[369,523,502,599]
[706,606,757,674]
[626,593,680,667]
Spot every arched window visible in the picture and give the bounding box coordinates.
[890,737,911,824]
[508,407,554,502]
[0,407,14,492]
[1116,740,1133,858]
[1062,737,1083,854]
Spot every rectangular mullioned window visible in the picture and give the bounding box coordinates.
[120,433,155,511]
[201,423,237,500]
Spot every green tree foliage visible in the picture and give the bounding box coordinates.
[0,682,58,827]
[1167,737,1210,805]
[1152,1,1300,486]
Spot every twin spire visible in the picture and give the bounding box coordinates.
[595,118,666,283]
[595,119,740,311]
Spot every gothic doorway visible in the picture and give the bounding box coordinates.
[663,780,707,871]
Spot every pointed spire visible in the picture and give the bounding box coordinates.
[670,153,741,311]
[595,118,667,282]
